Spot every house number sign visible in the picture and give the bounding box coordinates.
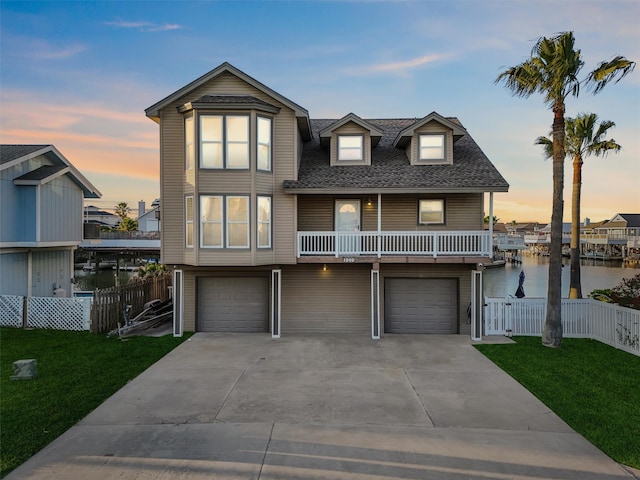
[343,257,356,263]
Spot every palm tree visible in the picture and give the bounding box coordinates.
[496,31,634,347]
[536,114,621,299]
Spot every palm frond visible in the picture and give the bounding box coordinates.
[588,56,636,94]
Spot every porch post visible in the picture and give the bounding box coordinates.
[377,193,381,258]
[271,269,281,338]
[172,269,184,337]
[371,268,380,339]
[471,269,483,341]
[489,192,494,257]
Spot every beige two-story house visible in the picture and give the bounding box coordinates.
[145,62,509,338]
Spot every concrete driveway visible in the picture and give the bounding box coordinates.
[6,334,635,479]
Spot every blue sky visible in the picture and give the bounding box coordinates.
[1,0,638,223]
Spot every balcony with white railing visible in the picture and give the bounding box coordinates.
[297,231,492,259]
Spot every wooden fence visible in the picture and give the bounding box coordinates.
[90,272,172,334]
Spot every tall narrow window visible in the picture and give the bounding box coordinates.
[419,199,445,225]
[226,196,249,247]
[201,115,223,168]
[257,116,272,171]
[257,196,271,248]
[419,134,445,161]
[185,196,193,248]
[185,116,194,169]
[200,196,223,247]
[226,116,249,168]
[338,135,363,161]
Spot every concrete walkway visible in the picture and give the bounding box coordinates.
[6,334,635,479]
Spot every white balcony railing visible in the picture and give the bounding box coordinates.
[297,231,492,258]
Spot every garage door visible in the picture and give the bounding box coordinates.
[384,278,457,334]
[198,277,268,332]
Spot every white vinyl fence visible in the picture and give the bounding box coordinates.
[485,296,640,356]
[0,295,91,331]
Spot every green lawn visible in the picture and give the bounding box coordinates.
[475,337,640,469]
[0,327,192,478]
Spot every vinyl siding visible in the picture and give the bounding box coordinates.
[31,248,73,297]
[160,108,186,265]
[157,71,298,266]
[0,173,36,242]
[379,264,472,336]
[40,175,83,243]
[182,270,197,331]
[281,264,370,334]
[297,194,483,232]
[0,252,28,296]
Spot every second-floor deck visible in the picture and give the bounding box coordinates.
[297,231,491,259]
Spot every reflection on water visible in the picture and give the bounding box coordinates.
[73,269,136,291]
[483,256,639,298]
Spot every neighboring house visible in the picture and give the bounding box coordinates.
[145,62,509,337]
[594,213,640,238]
[84,205,119,228]
[137,199,161,232]
[0,145,101,297]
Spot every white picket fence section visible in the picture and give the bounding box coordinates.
[0,295,92,331]
[0,295,23,327]
[485,296,640,356]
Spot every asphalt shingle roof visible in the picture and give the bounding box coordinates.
[13,164,67,182]
[194,95,277,108]
[0,144,50,165]
[283,119,509,192]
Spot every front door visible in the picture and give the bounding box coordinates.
[335,199,360,255]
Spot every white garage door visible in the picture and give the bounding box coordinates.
[198,277,268,332]
[384,278,457,334]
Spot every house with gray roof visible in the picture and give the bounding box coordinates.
[0,145,100,297]
[145,62,509,338]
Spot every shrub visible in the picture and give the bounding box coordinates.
[590,273,640,310]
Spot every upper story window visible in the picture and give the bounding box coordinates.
[338,135,363,161]
[185,116,194,170]
[257,116,272,171]
[257,196,271,248]
[200,195,249,248]
[419,134,445,162]
[185,196,194,248]
[419,199,445,225]
[200,115,249,169]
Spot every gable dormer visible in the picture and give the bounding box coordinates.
[393,112,467,166]
[319,113,383,167]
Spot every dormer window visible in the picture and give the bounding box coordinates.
[338,135,363,161]
[419,134,445,162]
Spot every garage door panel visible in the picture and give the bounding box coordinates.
[198,277,268,332]
[385,278,457,334]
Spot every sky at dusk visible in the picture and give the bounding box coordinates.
[1,0,638,223]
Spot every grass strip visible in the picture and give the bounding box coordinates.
[0,327,192,478]
[475,336,640,469]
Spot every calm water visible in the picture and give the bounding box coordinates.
[483,255,639,298]
[73,256,638,298]
[73,269,136,291]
